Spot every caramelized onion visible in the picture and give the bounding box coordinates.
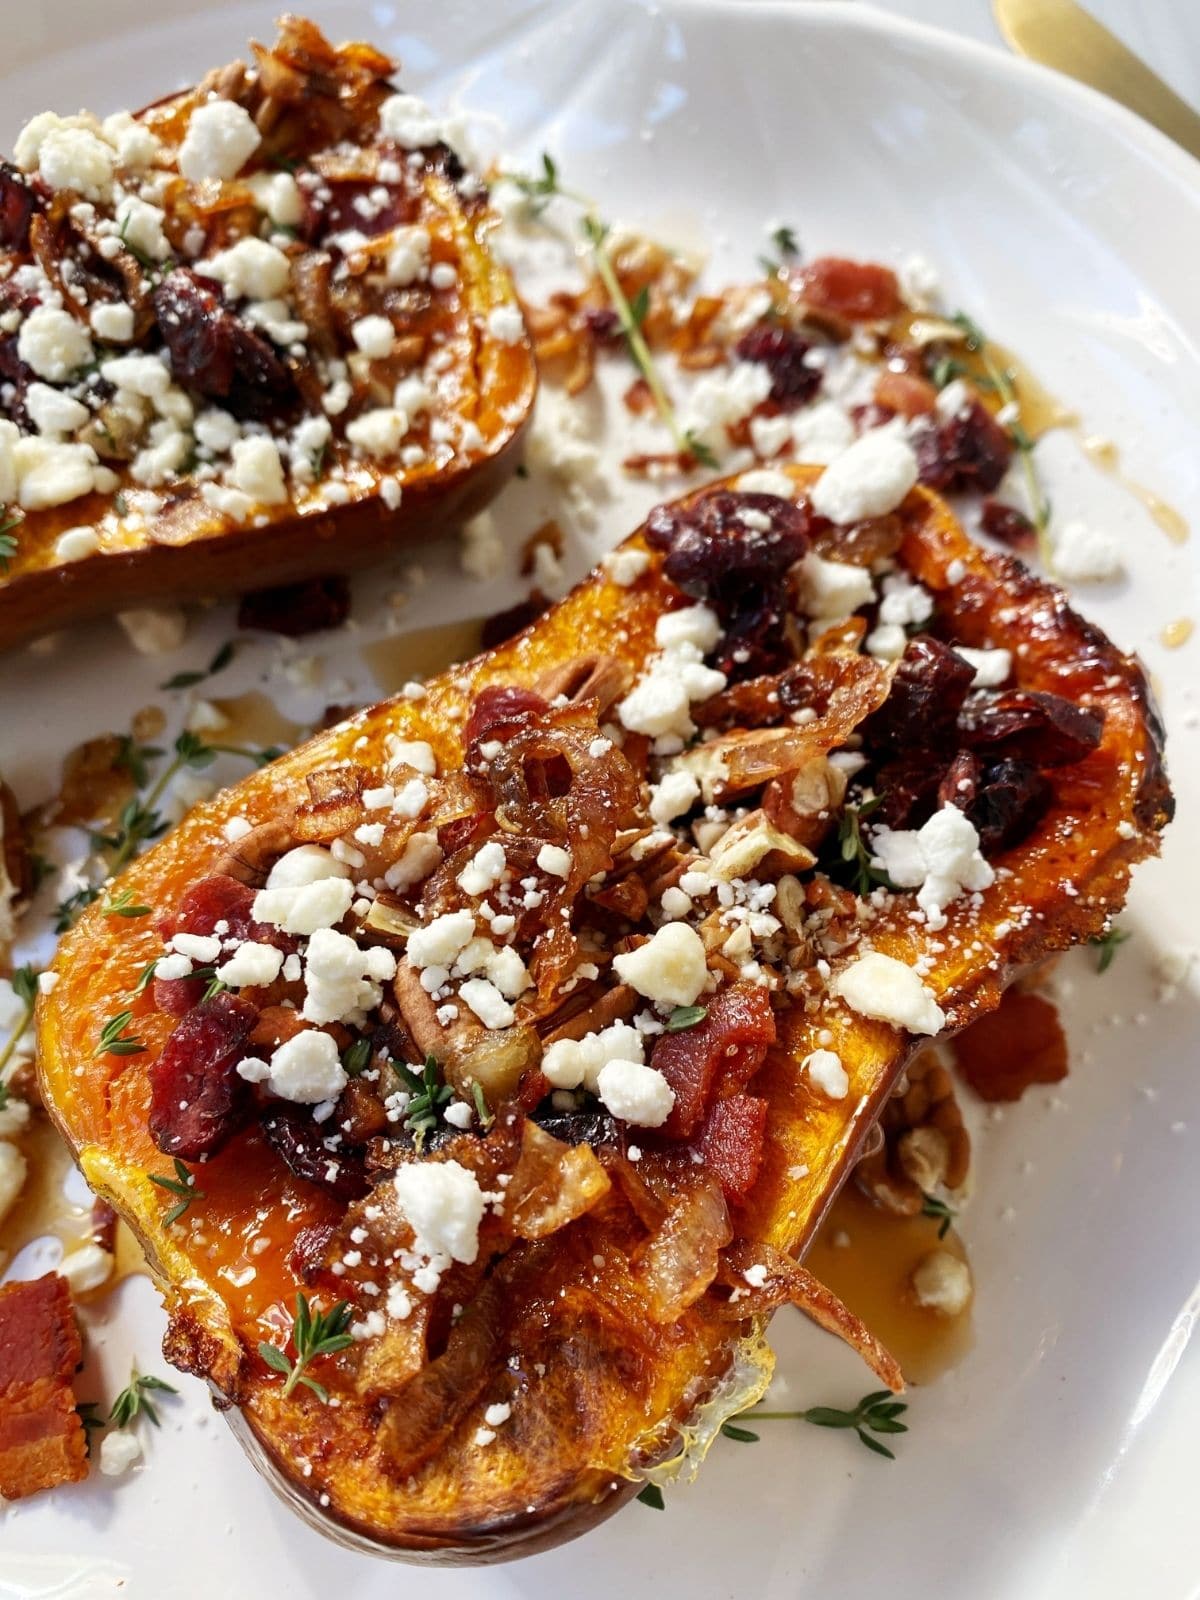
[507,1121,611,1239]
[636,1171,732,1323]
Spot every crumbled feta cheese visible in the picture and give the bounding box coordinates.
[393,1158,485,1267]
[217,941,285,989]
[206,237,291,301]
[58,1242,114,1295]
[266,845,351,888]
[736,468,794,498]
[871,803,994,930]
[810,429,918,523]
[458,841,507,897]
[115,606,187,655]
[385,737,437,776]
[682,361,773,457]
[37,125,115,201]
[655,604,722,654]
[613,923,708,1008]
[865,621,908,660]
[26,383,90,437]
[303,926,397,1024]
[378,93,442,149]
[799,552,875,620]
[541,1021,646,1091]
[790,400,856,464]
[601,548,650,586]
[252,875,354,936]
[803,1048,849,1099]
[242,1028,347,1103]
[911,1249,972,1315]
[1052,519,1124,583]
[384,832,442,891]
[116,196,170,262]
[178,99,262,183]
[351,314,395,359]
[98,1430,142,1476]
[54,526,100,562]
[956,646,1012,687]
[486,303,525,345]
[17,306,93,382]
[407,910,476,970]
[536,844,572,878]
[384,225,431,286]
[228,436,288,506]
[649,770,700,826]
[834,951,945,1035]
[459,977,515,1030]
[246,169,304,228]
[595,1058,675,1127]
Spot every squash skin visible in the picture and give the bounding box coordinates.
[0,24,537,650]
[37,467,1171,1560]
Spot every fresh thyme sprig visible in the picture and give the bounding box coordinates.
[636,1483,666,1510]
[160,639,236,692]
[470,1079,494,1129]
[751,1389,909,1460]
[947,311,1052,561]
[342,1036,373,1076]
[95,1009,145,1058]
[396,1054,454,1150]
[109,1367,177,1429]
[258,1293,354,1402]
[758,222,800,277]
[665,1004,708,1033]
[1089,924,1131,974]
[836,795,889,898]
[0,509,23,572]
[149,1157,205,1225]
[920,1193,957,1240]
[0,964,38,1080]
[504,154,717,468]
[103,887,151,918]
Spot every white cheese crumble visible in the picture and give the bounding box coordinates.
[800,552,875,620]
[1052,519,1124,583]
[649,769,701,826]
[385,737,437,776]
[802,1048,849,1100]
[536,844,572,878]
[613,923,708,1008]
[486,304,525,345]
[217,941,284,989]
[302,927,397,1024]
[956,646,1012,687]
[206,237,291,300]
[617,604,726,747]
[351,314,395,359]
[457,840,507,896]
[458,977,515,1030]
[407,910,476,970]
[542,1021,648,1091]
[178,99,262,183]
[266,845,351,888]
[17,307,93,382]
[595,1058,675,1127]
[810,429,918,524]
[601,548,650,587]
[238,1029,347,1104]
[870,803,994,930]
[682,360,773,458]
[393,1158,485,1272]
[58,1242,114,1295]
[833,952,945,1036]
[252,875,354,936]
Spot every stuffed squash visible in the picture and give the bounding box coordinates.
[37,459,1170,1560]
[0,15,535,650]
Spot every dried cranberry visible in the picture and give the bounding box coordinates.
[168,873,296,955]
[480,592,551,649]
[792,257,902,321]
[872,755,946,830]
[645,490,811,682]
[237,575,351,637]
[148,992,258,1159]
[980,499,1037,552]
[153,269,298,421]
[915,399,1013,494]
[863,636,977,754]
[733,325,820,409]
[152,974,208,1018]
[462,684,550,753]
[0,162,37,251]
[582,307,622,346]
[959,689,1104,767]
[966,758,1051,854]
[261,1105,368,1201]
[937,750,980,812]
[299,177,417,246]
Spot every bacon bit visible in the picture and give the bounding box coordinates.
[651,983,776,1139]
[697,1093,768,1203]
[791,257,902,322]
[623,375,654,414]
[952,990,1068,1102]
[519,520,564,578]
[980,498,1037,551]
[0,1274,88,1500]
[462,683,551,754]
[148,992,258,1160]
[237,575,351,638]
[289,1221,338,1285]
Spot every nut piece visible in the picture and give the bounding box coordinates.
[855,1049,970,1216]
[910,1249,973,1317]
[707,810,817,881]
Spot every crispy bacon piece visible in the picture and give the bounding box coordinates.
[697,1093,768,1203]
[148,992,258,1159]
[650,983,776,1139]
[0,1274,88,1500]
[952,989,1068,1102]
[791,257,902,322]
[462,683,550,757]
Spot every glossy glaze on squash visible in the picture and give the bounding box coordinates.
[38,466,1169,1561]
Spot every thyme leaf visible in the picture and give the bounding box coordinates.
[1089,924,1131,974]
[109,1367,177,1429]
[95,1010,145,1058]
[920,1192,957,1240]
[149,1157,205,1225]
[752,1389,909,1460]
[665,1004,708,1033]
[258,1293,354,1402]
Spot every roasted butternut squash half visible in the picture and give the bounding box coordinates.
[0,16,534,650]
[37,462,1170,1560]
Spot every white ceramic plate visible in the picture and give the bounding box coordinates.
[2,3,1199,1597]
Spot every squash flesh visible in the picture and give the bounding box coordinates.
[37,467,1170,1558]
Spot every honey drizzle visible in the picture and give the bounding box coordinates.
[1079,435,1189,545]
[807,1183,973,1386]
[207,691,304,751]
[1161,618,1194,650]
[363,616,484,694]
